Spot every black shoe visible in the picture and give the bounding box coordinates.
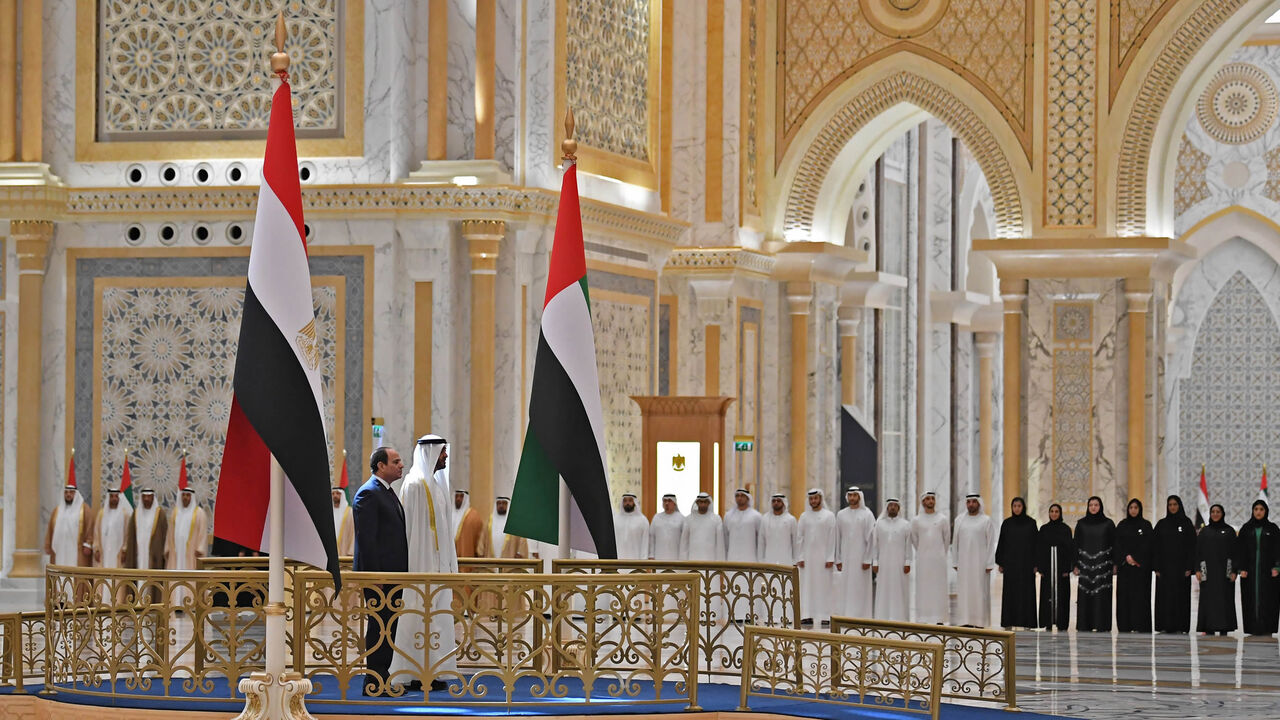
[430,679,447,692]
[406,680,423,692]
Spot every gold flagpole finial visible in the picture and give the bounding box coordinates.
[561,107,577,163]
[343,449,348,457]
[70,447,75,457]
[270,12,290,79]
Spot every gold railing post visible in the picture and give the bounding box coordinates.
[1004,633,1018,711]
[736,626,753,711]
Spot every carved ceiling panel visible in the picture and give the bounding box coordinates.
[778,0,1032,160]
[1109,0,1178,102]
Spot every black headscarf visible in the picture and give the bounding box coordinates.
[1239,500,1272,533]
[1207,503,1228,528]
[1120,498,1144,522]
[1044,503,1066,527]
[1007,496,1036,525]
[1080,495,1108,523]
[1164,495,1188,520]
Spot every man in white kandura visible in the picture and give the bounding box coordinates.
[333,484,354,557]
[649,494,684,560]
[390,435,458,692]
[797,489,836,625]
[834,486,876,619]
[952,493,997,628]
[166,480,209,610]
[93,486,132,569]
[682,492,725,561]
[911,491,950,625]
[759,494,798,566]
[480,497,529,558]
[873,498,912,621]
[723,489,764,622]
[614,493,650,560]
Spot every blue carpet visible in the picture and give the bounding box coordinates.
[36,676,1066,718]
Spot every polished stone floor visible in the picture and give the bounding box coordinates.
[1015,631,1280,719]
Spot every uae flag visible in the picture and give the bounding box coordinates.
[120,452,133,506]
[505,163,617,558]
[1259,465,1270,504]
[1196,464,1211,528]
[213,77,339,585]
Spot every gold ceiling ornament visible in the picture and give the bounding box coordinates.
[1197,62,1279,146]
[859,0,951,38]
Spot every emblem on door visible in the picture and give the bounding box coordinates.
[672,454,686,471]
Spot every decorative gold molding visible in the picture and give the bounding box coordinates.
[783,71,1026,239]
[50,184,687,244]
[1114,0,1250,236]
[1109,0,1180,104]
[11,219,53,273]
[1043,0,1097,228]
[738,0,763,227]
[554,0,662,190]
[663,247,775,278]
[73,0,365,161]
[462,219,506,273]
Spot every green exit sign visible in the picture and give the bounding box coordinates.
[734,436,754,452]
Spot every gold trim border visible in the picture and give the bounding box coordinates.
[73,0,365,162]
[554,0,663,191]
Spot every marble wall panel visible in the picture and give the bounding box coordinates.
[669,0,705,232]
[758,287,783,500]
[494,0,519,173]
[522,0,557,189]
[953,331,975,500]
[447,0,479,161]
[738,306,761,495]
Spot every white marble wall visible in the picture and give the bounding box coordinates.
[1,237,15,576]
[447,0,478,161]
[922,120,953,513]
[520,0,557,190]
[494,0,519,173]
[669,0,706,234]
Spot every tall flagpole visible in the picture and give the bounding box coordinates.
[234,14,316,720]
[556,108,577,562]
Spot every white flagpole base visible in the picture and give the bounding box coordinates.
[235,671,316,720]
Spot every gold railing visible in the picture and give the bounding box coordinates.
[0,610,45,691]
[552,559,799,680]
[43,565,701,710]
[738,625,942,719]
[830,616,1017,710]
[196,556,540,574]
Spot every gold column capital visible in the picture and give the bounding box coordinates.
[785,282,812,315]
[12,218,51,273]
[974,331,1000,358]
[462,219,505,274]
[461,218,506,239]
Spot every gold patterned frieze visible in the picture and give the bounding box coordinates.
[777,0,1033,160]
[1109,0,1179,102]
[44,184,686,245]
[664,247,776,278]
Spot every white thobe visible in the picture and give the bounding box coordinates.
[168,503,207,608]
[797,507,836,622]
[723,507,763,563]
[951,512,997,627]
[614,510,650,560]
[333,495,354,557]
[50,496,86,568]
[97,503,132,568]
[911,511,951,624]
[390,470,459,681]
[873,516,912,621]
[834,506,876,618]
[649,511,685,560]
[133,505,158,570]
[759,511,798,565]
[680,511,725,561]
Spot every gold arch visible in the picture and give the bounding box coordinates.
[777,65,1028,241]
[1111,0,1278,236]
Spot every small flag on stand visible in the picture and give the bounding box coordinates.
[1259,465,1269,504]
[1196,464,1211,528]
[178,452,189,493]
[121,449,133,506]
[339,449,350,502]
[66,448,76,490]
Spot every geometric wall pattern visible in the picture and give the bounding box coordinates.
[1052,302,1094,504]
[70,253,368,511]
[97,0,341,139]
[95,283,338,508]
[1179,272,1280,527]
[564,0,652,161]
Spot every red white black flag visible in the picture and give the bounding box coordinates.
[214,78,339,586]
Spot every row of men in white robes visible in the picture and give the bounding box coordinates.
[607,485,999,627]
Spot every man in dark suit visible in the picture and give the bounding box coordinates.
[352,446,406,696]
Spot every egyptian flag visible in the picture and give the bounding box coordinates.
[213,73,339,586]
[505,162,617,558]
[1196,464,1210,529]
[1259,465,1270,504]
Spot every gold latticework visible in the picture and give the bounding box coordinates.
[552,559,800,679]
[39,565,701,710]
[830,616,1017,710]
[738,625,943,719]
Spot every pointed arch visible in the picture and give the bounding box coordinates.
[770,56,1031,243]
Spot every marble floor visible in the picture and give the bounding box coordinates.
[1015,630,1280,719]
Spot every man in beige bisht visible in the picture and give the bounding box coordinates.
[333,485,354,557]
[166,478,208,611]
[125,489,169,603]
[45,474,95,602]
[479,497,528,559]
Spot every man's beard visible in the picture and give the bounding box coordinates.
[622,505,635,513]
[497,508,507,516]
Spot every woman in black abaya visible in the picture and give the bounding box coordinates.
[1114,498,1154,632]
[1196,504,1237,635]
[1073,496,1116,632]
[995,497,1038,628]
[1152,495,1196,633]
[1235,499,1280,636]
[1036,503,1074,630]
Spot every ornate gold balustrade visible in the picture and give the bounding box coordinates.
[196,556,540,574]
[738,625,943,719]
[829,616,1017,710]
[0,610,45,691]
[551,559,799,680]
[39,565,701,710]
